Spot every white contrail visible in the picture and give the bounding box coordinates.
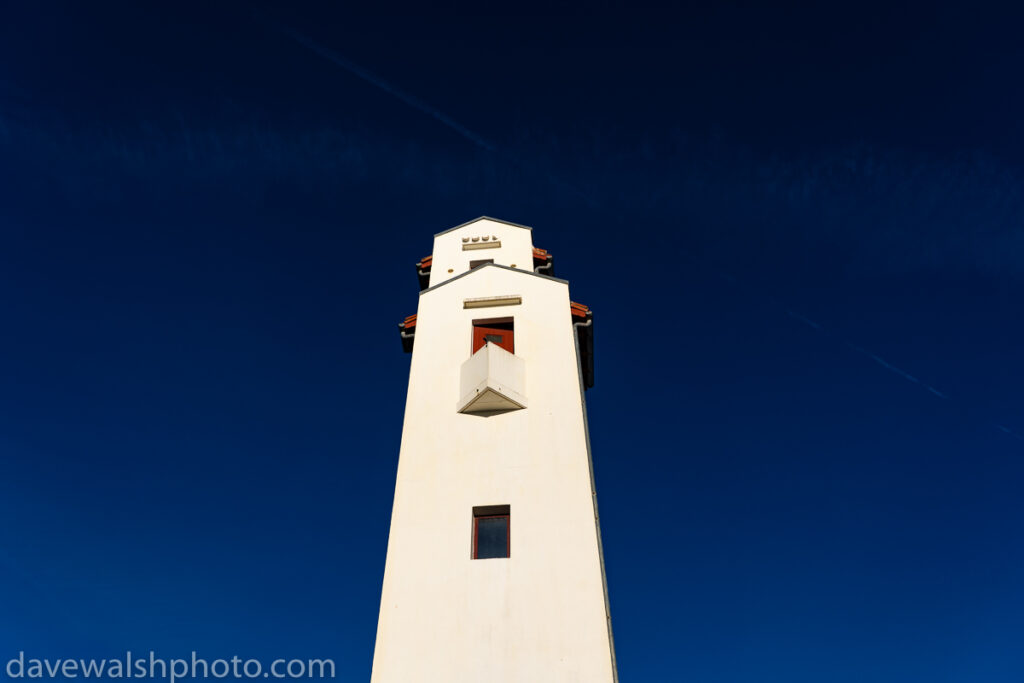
[996,425,1024,441]
[721,273,1022,443]
[262,17,1019,445]
[267,19,496,153]
[786,309,823,331]
[259,16,600,208]
[843,341,950,400]
[790,304,949,399]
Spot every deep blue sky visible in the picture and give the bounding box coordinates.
[2,2,1023,680]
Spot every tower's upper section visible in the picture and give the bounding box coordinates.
[417,217,553,290]
[399,217,590,389]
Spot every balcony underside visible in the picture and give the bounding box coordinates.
[457,343,527,415]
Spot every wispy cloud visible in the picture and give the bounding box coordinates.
[2,99,1020,443]
[2,92,1022,277]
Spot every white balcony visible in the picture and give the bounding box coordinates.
[456,342,527,414]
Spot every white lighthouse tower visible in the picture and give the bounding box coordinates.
[371,217,617,682]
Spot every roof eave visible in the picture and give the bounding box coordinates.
[433,216,534,238]
[419,262,568,296]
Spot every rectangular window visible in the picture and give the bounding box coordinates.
[472,505,510,559]
[469,259,494,270]
[472,318,514,354]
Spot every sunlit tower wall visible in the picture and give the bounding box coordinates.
[371,217,616,682]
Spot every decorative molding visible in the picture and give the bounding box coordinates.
[463,240,501,251]
[463,295,522,309]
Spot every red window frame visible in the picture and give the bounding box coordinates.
[471,318,514,354]
[472,514,510,559]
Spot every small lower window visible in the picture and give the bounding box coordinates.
[472,505,510,559]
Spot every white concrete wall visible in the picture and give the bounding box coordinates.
[371,259,615,682]
[427,218,536,288]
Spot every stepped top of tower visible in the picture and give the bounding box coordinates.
[423,217,538,289]
[400,216,592,387]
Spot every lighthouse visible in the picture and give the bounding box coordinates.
[371,217,617,682]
